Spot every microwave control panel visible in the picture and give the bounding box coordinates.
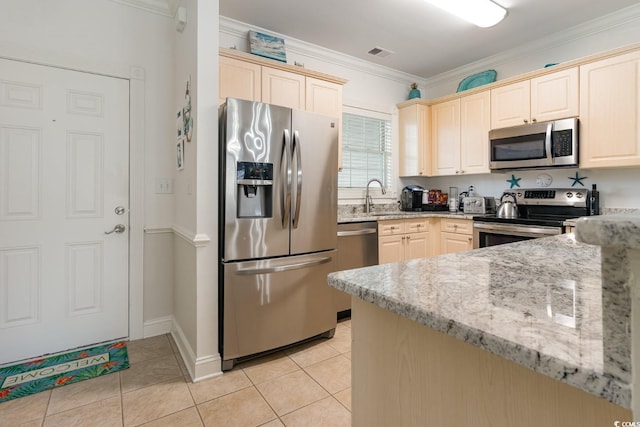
[552,129,573,157]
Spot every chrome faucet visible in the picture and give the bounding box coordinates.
[365,178,386,213]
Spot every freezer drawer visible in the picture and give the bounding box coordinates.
[221,251,337,369]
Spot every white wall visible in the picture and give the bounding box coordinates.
[172,0,220,381]
[423,4,640,99]
[219,17,420,205]
[0,0,177,338]
[220,8,640,210]
[407,4,640,209]
[401,167,640,209]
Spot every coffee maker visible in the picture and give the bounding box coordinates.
[400,185,424,211]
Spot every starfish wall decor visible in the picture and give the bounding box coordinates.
[507,174,521,188]
[569,171,588,187]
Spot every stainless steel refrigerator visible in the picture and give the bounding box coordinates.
[219,98,338,370]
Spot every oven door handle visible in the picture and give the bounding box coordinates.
[473,222,562,237]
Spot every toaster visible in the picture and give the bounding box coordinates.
[463,196,496,214]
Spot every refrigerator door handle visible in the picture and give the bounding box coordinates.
[292,130,303,229]
[234,256,331,275]
[281,129,292,228]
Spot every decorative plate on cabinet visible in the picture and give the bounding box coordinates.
[456,70,497,92]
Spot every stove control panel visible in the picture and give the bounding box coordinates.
[508,188,589,207]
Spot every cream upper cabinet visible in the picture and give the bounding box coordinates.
[398,103,430,177]
[432,90,490,176]
[219,56,261,106]
[460,90,491,174]
[261,67,306,110]
[491,68,579,129]
[491,80,530,129]
[530,67,579,123]
[432,99,461,176]
[580,50,640,168]
[219,48,347,167]
[305,77,343,169]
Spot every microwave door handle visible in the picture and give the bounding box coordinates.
[292,130,302,229]
[281,129,291,228]
[545,122,553,165]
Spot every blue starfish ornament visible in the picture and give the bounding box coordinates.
[569,171,587,187]
[507,174,521,188]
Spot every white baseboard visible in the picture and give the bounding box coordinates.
[143,316,174,337]
[170,320,222,382]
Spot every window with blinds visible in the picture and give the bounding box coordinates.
[338,112,392,188]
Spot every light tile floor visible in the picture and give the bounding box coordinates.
[0,319,352,427]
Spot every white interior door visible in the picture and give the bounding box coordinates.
[0,58,129,364]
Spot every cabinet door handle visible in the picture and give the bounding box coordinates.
[406,236,411,240]
[532,118,537,123]
[524,119,529,124]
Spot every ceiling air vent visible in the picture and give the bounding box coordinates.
[368,46,394,58]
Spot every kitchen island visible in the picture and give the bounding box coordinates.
[327,233,632,426]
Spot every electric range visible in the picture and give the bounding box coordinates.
[473,188,593,248]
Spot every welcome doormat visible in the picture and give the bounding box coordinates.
[0,341,129,403]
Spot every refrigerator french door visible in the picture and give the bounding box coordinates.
[219,98,338,370]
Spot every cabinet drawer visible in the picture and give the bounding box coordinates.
[440,218,472,235]
[378,220,405,236]
[405,218,429,234]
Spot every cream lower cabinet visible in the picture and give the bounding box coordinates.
[579,50,640,168]
[378,219,431,264]
[438,218,473,255]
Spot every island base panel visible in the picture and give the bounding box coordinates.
[351,297,631,427]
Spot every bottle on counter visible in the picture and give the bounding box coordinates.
[589,184,600,216]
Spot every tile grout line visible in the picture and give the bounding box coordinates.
[119,370,125,427]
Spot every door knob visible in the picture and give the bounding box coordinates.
[105,224,126,235]
[115,206,126,215]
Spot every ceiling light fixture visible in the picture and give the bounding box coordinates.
[424,0,507,28]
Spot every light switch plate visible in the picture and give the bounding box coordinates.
[155,178,173,194]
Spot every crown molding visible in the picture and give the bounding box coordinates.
[424,3,640,90]
[219,16,426,85]
[110,0,179,17]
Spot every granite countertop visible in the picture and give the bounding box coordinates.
[338,210,478,223]
[328,234,631,408]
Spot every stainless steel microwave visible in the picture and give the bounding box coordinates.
[489,118,578,171]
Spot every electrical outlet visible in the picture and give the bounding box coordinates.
[155,178,173,194]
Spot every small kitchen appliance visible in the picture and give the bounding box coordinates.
[400,185,424,211]
[473,188,594,249]
[463,196,496,215]
[489,118,578,171]
[496,193,519,218]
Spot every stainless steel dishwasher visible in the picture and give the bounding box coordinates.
[335,222,378,317]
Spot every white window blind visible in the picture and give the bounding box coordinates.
[338,112,392,188]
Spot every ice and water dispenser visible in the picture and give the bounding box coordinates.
[236,161,273,218]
